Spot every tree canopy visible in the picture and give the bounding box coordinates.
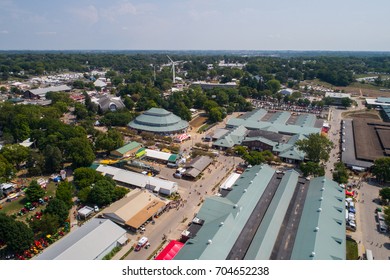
[25,180,45,203]
[372,157,390,182]
[295,134,334,163]
[0,213,34,253]
[332,162,349,184]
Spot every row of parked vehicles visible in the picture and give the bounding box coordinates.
[376,210,388,233]
[346,197,357,231]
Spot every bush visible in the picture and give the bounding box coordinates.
[102,246,121,260]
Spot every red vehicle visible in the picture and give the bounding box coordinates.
[135,237,148,251]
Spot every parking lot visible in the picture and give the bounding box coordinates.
[352,181,390,260]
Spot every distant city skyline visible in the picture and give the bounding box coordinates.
[0,0,389,51]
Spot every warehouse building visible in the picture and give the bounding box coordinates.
[24,85,71,99]
[101,189,168,231]
[174,165,345,260]
[341,119,390,171]
[213,109,321,163]
[96,165,178,195]
[35,218,127,260]
[110,141,143,158]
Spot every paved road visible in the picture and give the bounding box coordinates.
[124,153,241,260]
[325,107,342,178]
[351,181,390,260]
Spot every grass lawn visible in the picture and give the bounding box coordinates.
[346,239,359,260]
[0,181,57,218]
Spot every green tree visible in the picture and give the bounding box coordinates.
[332,162,349,184]
[123,96,135,111]
[74,103,89,120]
[234,145,248,156]
[95,129,124,153]
[88,180,116,207]
[0,213,34,253]
[66,138,95,168]
[300,162,325,177]
[26,151,45,176]
[44,145,63,173]
[0,144,30,169]
[295,134,334,163]
[341,97,353,108]
[56,181,74,209]
[77,187,91,204]
[30,213,60,236]
[74,167,100,189]
[266,79,281,94]
[379,188,390,201]
[208,107,225,123]
[0,154,15,179]
[243,150,266,165]
[45,198,69,224]
[384,207,390,230]
[113,186,129,201]
[25,180,45,202]
[372,157,390,182]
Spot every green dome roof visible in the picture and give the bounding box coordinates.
[128,108,189,133]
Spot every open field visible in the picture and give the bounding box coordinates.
[0,181,57,219]
[302,79,390,98]
[189,115,208,128]
[336,82,390,98]
[342,109,382,120]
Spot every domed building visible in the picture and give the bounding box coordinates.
[128,108,189,135]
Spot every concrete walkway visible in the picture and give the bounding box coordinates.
[111,233,135,260]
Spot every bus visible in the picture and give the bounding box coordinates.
[365,249,373,260]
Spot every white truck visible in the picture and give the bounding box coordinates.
[135,236,148,251]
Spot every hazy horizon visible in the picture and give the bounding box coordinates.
[1,0,390,51]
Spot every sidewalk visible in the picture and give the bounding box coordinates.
[347,188,364,258]
[112,234,135,260]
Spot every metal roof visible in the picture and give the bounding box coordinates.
[29,85,71,97]
[114,141,142,156]
[145,149,172,161]
[35,219,126,260]
[102,189,167,228]
[226,108,321,136]
[128,108,188,133]
[341,119,373,169]
[245,170,300,259]
[212,125,248,148]
[175,165,275,260]
[291,177,346,260]
[96,165,178,193]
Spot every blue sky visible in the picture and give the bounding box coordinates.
[0,0,389,50]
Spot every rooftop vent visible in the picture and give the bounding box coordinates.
[310,252,316,257]
[314,227,319,232]
[319,196,323,201]
[321,187,325,191]
[207,240,212,245]
[219,222,224,227]
[243,189,247,193]
[233,204,238,209]
[317,208,322,212]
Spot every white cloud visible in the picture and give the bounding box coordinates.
[0,30,9,34]
[71,5,99,25]
[101,1,137,22]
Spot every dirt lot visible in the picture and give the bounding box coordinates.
[336,84,390,98]
[189,115,208,128]
[342,109,382,120]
